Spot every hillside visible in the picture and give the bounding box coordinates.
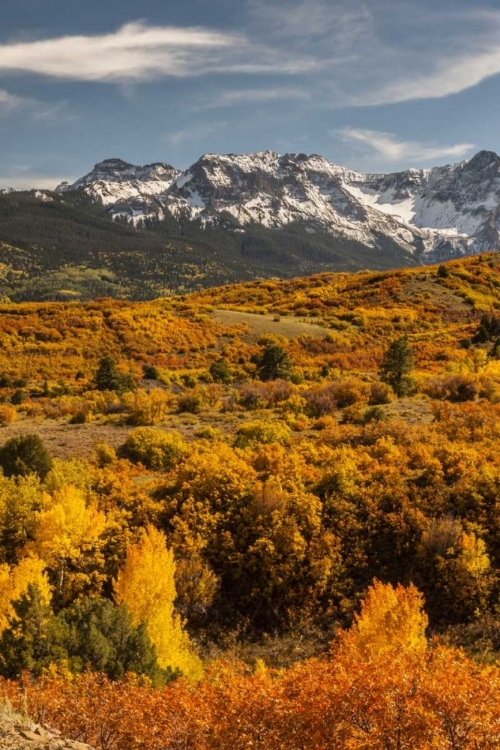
[0,189,415,302]
[0,255,499,747]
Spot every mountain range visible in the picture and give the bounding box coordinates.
[0,148,499,300]
[58,148,500,263]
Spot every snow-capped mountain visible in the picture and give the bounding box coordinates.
[57,158,181,224]
[57,149,500,263]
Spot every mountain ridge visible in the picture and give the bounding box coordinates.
[0,148,499,301]
[57,148,500,262]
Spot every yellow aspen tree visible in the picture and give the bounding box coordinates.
[342,579,428,662]
[113,525,202,680]
[28,485,106,596]
[0,556,51,634]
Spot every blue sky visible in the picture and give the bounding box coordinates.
[1,0,500,187]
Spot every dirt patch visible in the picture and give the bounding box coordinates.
[402,277,469,314]
[0,411,261,460]
[212,309,327,343]
[0,418,133,459]
[382,397,434,425]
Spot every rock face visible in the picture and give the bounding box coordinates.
[57,158,181,224]
[0,717,93,750]
[57,149,500,263]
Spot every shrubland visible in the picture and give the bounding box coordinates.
[0,254,498,745]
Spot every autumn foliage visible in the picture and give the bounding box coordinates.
[1,584,499,749]
[0,255,499,744]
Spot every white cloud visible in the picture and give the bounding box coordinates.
[200,87,310,109]
[246,1,500,107]
[354,48,500,106]
[0,89,27,112]
[248,0,373,48]
[0,21,317,83]
[0,88,45,116]
[335,128,474,163]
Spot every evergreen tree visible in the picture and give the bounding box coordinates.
[94,356,121,391]
[59,597,166,683]
[94,356,134,393]
[0,583,59,678]
[379,336,414,397]
[0,435,52,480]
[254,344,293,382]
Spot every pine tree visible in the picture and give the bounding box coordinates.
[58,597,166,683]
[94,356,121,391]
[379,336,414,397]
[0,583,56,678]
[254,343,293,382]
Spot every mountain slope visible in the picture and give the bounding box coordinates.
[58,149,500,262]
[1,148,500,301]
[0,190,415,301]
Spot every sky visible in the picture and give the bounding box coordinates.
[1,0,500,188]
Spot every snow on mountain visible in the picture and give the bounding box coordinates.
[57,158,181,225]
[57,149,500,262]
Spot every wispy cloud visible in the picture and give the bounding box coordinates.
[335,128,474,163]
[0,21,318,83]
[0,89,29,113]
[248,0,374,49]
[248,0,500,107]
[199,86,310,109]
[165,121,228,146]
[0,87,70,122]
[355,48,500,106]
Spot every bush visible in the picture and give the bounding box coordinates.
[304,378,369,416]
[11,390,26,406]
[194,426,225,441]
[209,360,232,384]
[239,383,269,410]
[177,390,203,414]
[142,364,160,380]
[0,405,16,426]
[234,420,291,448]
[69,411,88,424]
[120,428,186,471]
[0,434,52,479]
[368,381,393,405]
[122,390,174,425]
[363,406,387,424]
[340,404,366,424]
[93,442,117,467]
[425,375,478,403]
[330,377,369,408]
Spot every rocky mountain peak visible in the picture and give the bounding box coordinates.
[93,158,135,171]
[465,149,500,169]
[58,148,500,262]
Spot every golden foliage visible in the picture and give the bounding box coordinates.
[113,525,202,680]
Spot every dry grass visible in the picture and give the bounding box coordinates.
[212,310,327,343]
